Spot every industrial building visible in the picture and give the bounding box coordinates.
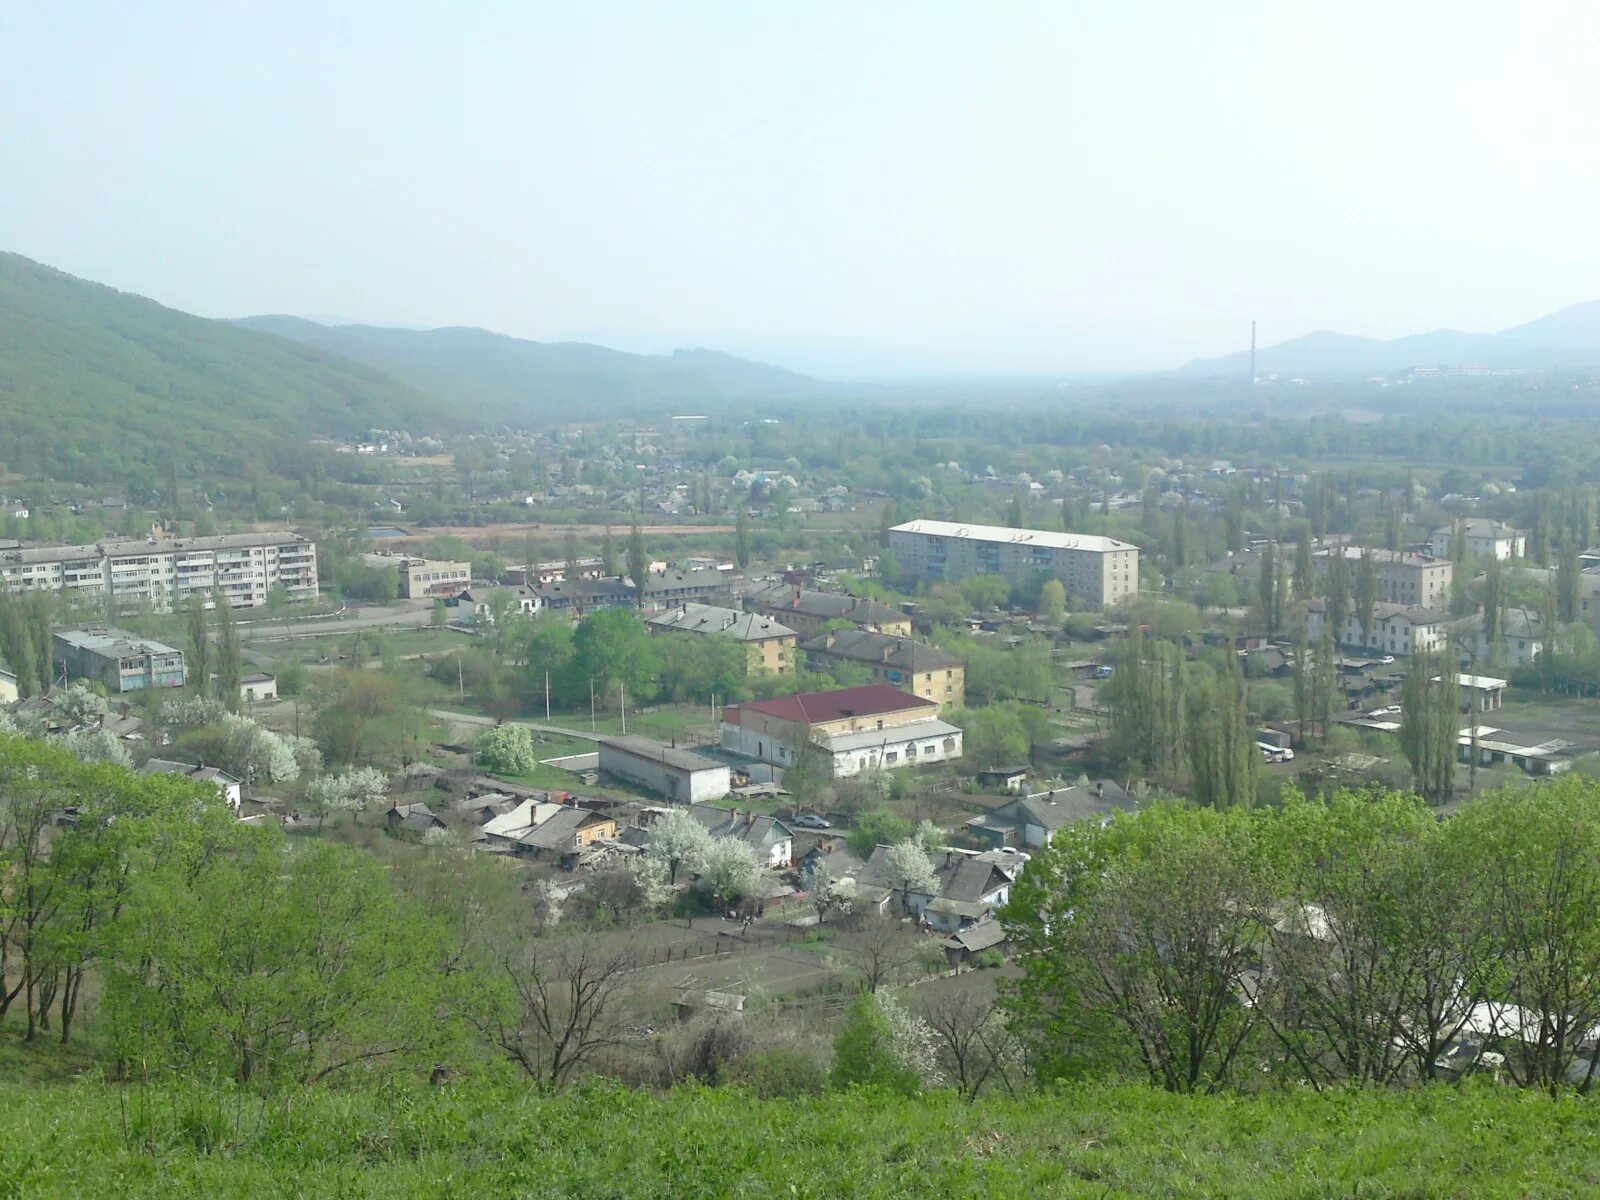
[597,735,732,804]
[887,519,1138,608]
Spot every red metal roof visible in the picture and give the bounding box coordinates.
[737,684,936,726]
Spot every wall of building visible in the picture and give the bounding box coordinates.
[888,527,1138,608]
[598,744,730,803]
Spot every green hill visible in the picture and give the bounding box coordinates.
[236,314,849,423]
[0,253,451,487]
[0,1077,1591,1198]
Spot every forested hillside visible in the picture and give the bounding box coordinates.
[0,253,452,486]
[237,315,850,422]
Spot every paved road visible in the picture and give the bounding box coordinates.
[242,603,437,640]
[428,709,604,742]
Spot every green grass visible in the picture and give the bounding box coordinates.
[1,1078,1597,1197]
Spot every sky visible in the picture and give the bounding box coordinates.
[5,1,1600,377]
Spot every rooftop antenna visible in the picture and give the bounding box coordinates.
[1249,320,1257,385]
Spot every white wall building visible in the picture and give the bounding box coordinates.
[888,519,1138,608]
[0,533,318,610]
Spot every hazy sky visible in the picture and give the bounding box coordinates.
[6,2,1599,375]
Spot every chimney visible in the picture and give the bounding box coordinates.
[945,850,955,867]
[745,811,756,828]
[1095,781,1104,798]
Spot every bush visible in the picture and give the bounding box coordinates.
[972,948,1005,969]
[477,723,539,774]
[727,1045,828,1098]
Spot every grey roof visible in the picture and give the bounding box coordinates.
[513,806,603,851]
[745,584,905,627]
[1305,599,1451,626]
[817,719,963,754]
[0,532,310,565]
[648,603,796,642]
[990,781,1139,833]
[800,629,961,672]
[686,804,792,849]
[943,920,1009,953]
[938,856,1008,904]
[138,759,240,785]
[599,735,728,775]
[55,627,183,659]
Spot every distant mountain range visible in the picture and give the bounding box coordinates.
[1177,302,1600,378]
[234,316,846,423]
[0,252,449,482]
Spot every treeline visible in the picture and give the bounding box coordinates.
[1005,778,1600,1094]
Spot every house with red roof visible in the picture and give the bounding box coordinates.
[718,684,963,778]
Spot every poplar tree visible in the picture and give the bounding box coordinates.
[1399,652,1457,805]
[186,593,211,698]
[1355,550,1379,649]
[215,594,242,712]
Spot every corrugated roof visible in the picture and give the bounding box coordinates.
[890,518,1135,553]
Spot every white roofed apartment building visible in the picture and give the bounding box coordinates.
[888,519,1138,608]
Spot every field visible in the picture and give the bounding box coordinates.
[1,1077,1597,1197]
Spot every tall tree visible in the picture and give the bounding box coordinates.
[600,525,619,577]
[214,594,242,711]
[733,508,752,570]
[1187,654,1258,809]
[563,531,583,585]
[626,522,649,605]
[1258,543,1278,636]
[1399,652,1457,806]
[1557,544,1580,625]
[1292,534,1312,599]
[1354,551,1378,649]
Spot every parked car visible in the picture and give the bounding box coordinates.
[791,814,831,830]
[1379,655,1396,665]
[1093,664,1115,679]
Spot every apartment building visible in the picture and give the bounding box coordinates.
[798,628,965,709]
[0,533,318,610]
[743,584,912,638]
[1305,599,1450,658]
[54,627,187,692]
[888,519,1138,608]
[646,603,797,674]
[1429,518,1527,561]
[1312,547,1454,608]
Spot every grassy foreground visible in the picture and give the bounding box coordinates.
[0,1080,1596,1198]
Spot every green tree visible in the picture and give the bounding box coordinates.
[1187,655,1258,809]
[627,522,649,604]
[1354,551,1378,649]
[601,524,619,576]
[573,609,659,708]
[214,594,242,711]
[1399,652,1457,806]
[1037,578,1067,622]
[185,594,211,698]
[832,992,922,1095]
[846,808,914,859]
[734,508,752,570]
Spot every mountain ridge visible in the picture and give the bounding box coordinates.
[1178,301,1600,377]
[234,315,848,421]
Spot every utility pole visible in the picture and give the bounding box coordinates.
[589,677,596,732]
[620,681,627,735]
[545,671,551,721]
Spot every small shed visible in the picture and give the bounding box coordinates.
[598,735,731,804]
[240,672,278,703]
[975,766,1029,792]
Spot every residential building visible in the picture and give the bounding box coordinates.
[646,603,797,674]
[536,568,731,614]
[798,629,964,708]
[364,554,471,599]
[53,627,186,692]
[482,799,618,858]
[742,584,911,638]
[1450,606,1544,667]
[385,802,446,837]
[887,519,1139,608]
[718,683,963,778]
[856,845,1012,932]
[1304,599,1450,657]
[456,586,542,621]
[1429,518,1527,561]
[0,669,17,704]
[597,735,732,804]
[0,532,318,610]
[966,780,1139,849]
[1312,547,1454,608]
[685,805,793,868]
[139,759,242,810]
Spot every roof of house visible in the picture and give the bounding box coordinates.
[686,804,792,849]
[388,802,442,830]
[648,603,796,642]
[642,568,729,595]
[744,583,906,627]
[241,672,275,684]
[735,684,937,727]
[1436,518,1524,539]
[856,846,1006,905]
[942,920,1009,953]
[138,758,240,786]
[799,629,961,672]
[598,735,728,774]
[889,518,1136,553]
[1305,599,1451,626]
[512,806,610,851]
[989,781,1140,833]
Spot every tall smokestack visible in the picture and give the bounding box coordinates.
[1249,320,1257,385]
